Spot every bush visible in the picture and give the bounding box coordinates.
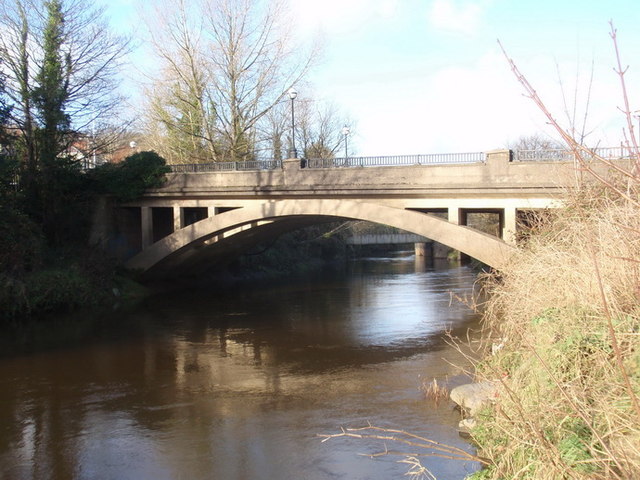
[91,150,170,202]
[472,187,640,479]
[0,205,45,274]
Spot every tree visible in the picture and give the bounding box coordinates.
[260,96,354,161]
[32,0,70,167]
[0,0,131,170]
[143,0,316,163]
[296,100,353,159]
[0,0,131,242]
[142,0,219,164]
[0,65,19,206]
[506,133,564,152]
[0,65,12,148]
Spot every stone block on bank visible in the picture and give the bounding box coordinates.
[450,381,499,416]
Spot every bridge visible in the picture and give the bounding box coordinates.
[345,233,430,246]
[92,148,613,278]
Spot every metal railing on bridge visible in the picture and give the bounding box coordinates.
[169,159,282,173]
[514,146,634,162]
[166,147,633,172]
[306,152,485,168]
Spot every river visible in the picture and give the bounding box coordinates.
[0,255,482,480]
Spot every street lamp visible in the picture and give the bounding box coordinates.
[288,88,298,158]
[342,126,350,160]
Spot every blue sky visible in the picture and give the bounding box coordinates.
[106,0,640,156]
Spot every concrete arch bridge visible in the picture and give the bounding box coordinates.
[93,149,584,279]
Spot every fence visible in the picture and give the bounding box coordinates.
[306,152,485,168]
[169,159,282,173]
[514,146,634,162]
[166,147,631,172]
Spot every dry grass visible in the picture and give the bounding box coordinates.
[470,184,640,479]
[470,29,640,478]
[421,377,450,405]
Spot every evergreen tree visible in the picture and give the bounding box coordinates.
[33,0,71,166]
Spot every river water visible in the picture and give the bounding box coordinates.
[0,255,482,480]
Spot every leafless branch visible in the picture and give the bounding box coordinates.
[319,424,490,465]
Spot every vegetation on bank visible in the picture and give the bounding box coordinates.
[466,25,639,480]
[0,152,170,323]
[469,187,640,479]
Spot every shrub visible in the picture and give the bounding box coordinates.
[0,205,45,274]
[91,150,170,202]
[473,190,640,479]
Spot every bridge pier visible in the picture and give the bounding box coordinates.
[141,206,153,249]
[502,207,517,245]
[173,206,183,231]
[448,207,462,225]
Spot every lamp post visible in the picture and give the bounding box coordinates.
[288,88,298,158]
[342,126,350,160]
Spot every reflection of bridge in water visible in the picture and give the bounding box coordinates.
[91,148,624,279]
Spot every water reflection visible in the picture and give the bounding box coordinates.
[0,259,482,480]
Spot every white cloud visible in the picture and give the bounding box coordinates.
[428,0,486,35]
[290,0,400,36]
[339,49,627,156]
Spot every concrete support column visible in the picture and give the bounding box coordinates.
[502,207,517,245]
[141,206,152,249]
[173,206,182,232]
[448,207,461,225]
[433,242,449,259]
[414,242,426,257]
[208,206,218,218]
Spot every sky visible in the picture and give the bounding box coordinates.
[106,0,640,156]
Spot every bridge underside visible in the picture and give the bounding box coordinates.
[123,199,515,278]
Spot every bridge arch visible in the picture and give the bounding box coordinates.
[125,199,515,277]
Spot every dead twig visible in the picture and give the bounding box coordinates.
[318,424,490,465]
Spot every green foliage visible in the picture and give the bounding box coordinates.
[91,151,170,202]
[0,155,20,205]
[0,264,112,322]
[33,0,71,165]
[556,419,596,475]
[0,205,45,274]
[466,467,495,480]
[24,266,96,312]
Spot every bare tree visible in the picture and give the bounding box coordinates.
[297,99,353,159]
[142,0,317,163]
[506,133,564,152]
[142,0,219,164]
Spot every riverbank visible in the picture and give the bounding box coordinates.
[465,187,640,479]
[0,221,351,324]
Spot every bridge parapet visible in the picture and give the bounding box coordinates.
[165,146,630,174]
[153,149,576,199]
[306,151,485,168]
